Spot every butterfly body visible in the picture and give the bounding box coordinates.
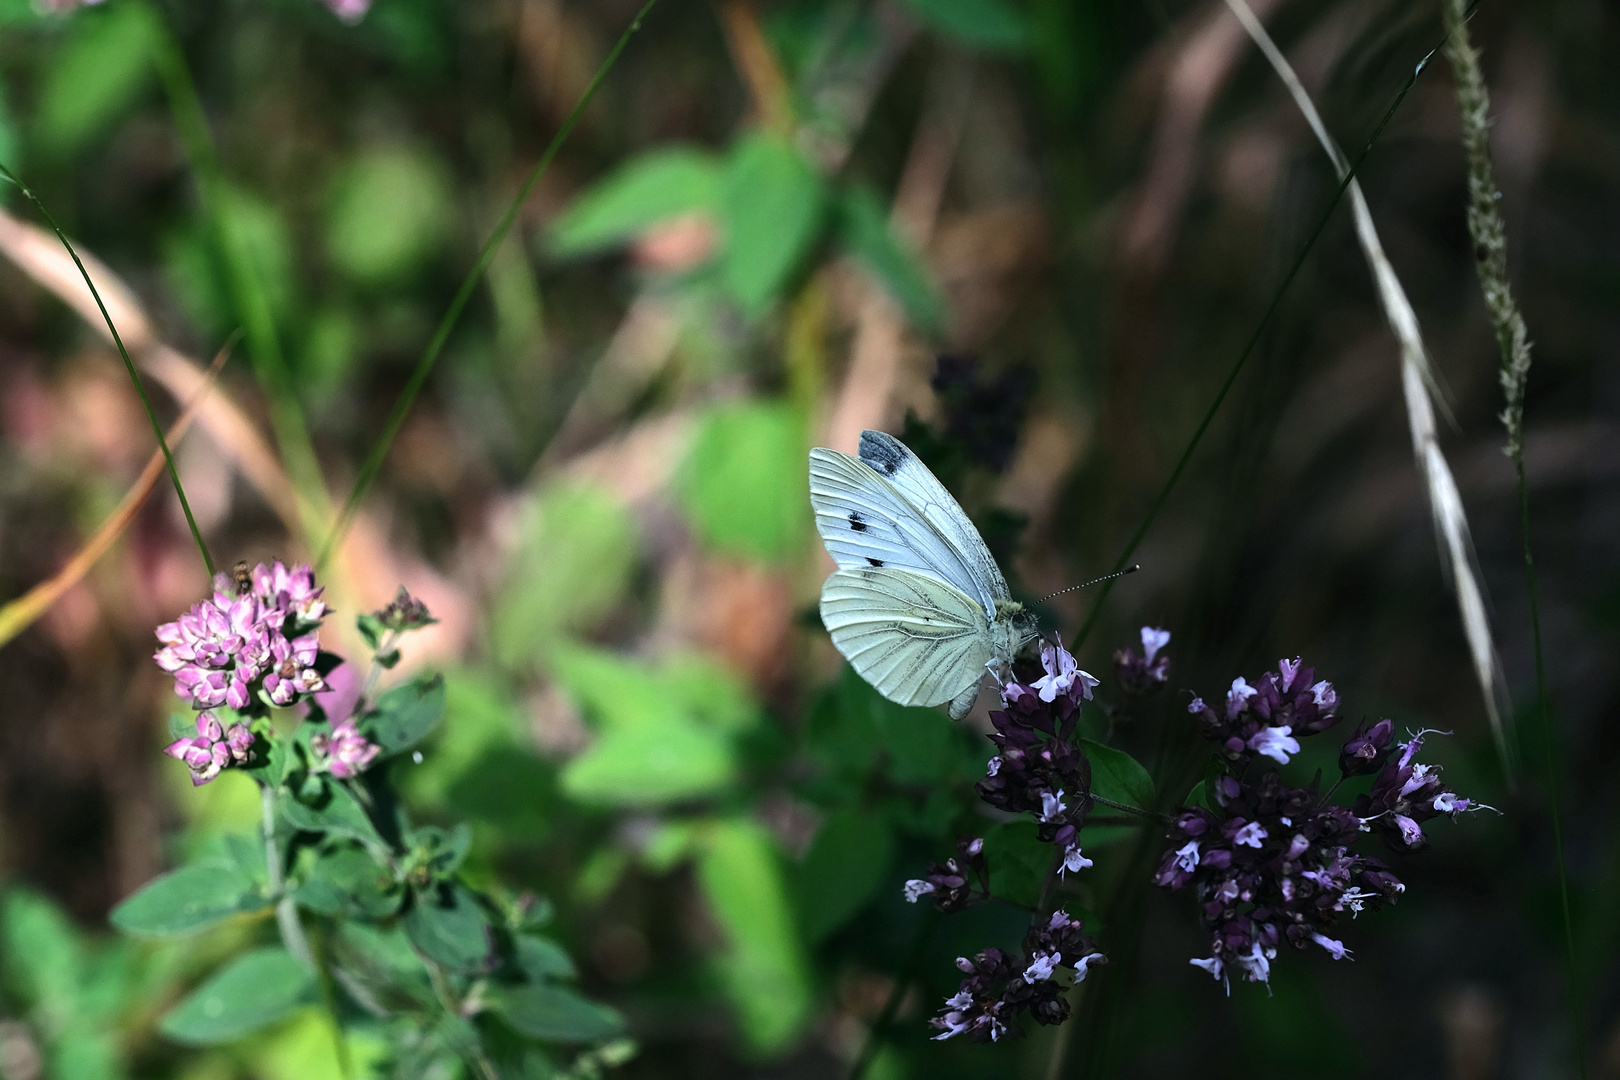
[811,430,1039,719]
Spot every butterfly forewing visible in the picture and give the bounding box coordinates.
[856,431,1010,606]
[819,566,992,709]
[810,446,1001,616]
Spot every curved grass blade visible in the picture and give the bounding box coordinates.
[0,162,215,577]
[0,340,232,649]
[317,0,663,569]
[1219,0,1513,777]
[1073,26,1452,650]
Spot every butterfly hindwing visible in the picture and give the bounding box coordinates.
[819,566,992,709]
[810,445,1000,616]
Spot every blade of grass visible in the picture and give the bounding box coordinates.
[0,339,231,648]
[317,0,663,570]
[1440,0,1585,1071]
[1220,0,1513,777]
[0,162,215,578]
[146,9,331,547]
[1072,22,1454,651]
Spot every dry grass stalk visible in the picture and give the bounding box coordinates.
[0,347,227,649]
[1222,0,1514,773]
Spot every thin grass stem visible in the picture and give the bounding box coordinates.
[0,163,216,577]
[147,16,332,548]
[1439,1,1586,1071]
[1073,24,1451,651]
[316,0,663,570]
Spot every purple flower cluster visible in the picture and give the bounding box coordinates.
[1352,729,1484,850]
[311,718,381,780]
[1159,657,1481,992]
[164,711,254,786]
[374,586,437,633]
[976,641,1101,874]
[154,561,327,713]
[930,910,1106,1042]
[1114,626,1172,694]
[904,836,989,912]
[1185,657,1340,767]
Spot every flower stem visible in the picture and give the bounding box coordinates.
[1090,795,1166,823]
[261,782,314,965]
[1438,3,1586,1073]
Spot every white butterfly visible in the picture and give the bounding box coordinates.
[810,430,1039,720]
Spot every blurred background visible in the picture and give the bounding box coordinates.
[0,0,1616,1077]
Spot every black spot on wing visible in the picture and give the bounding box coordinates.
[866,557,884,567]
[858,430,905,476]
[848,511,867,532]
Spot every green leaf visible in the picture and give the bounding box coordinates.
[490,983,624,1044]
[897,0,1027,51]
[659,653,761,734]
[512,934,577,982]
[1183,781,1207,811]
[110,862,266,938]
[402,884,492,975]
[552,644,737,806]
[677,401,809,564]
[561,723,734,806]
[34,1,160,158]
[325,145,453,285]
[794,811,894,944]
[1,888,84,1022]
[719,133,826,314]
[696,819,812,1052]
[835,184,945,334]
[984,821,1051,909]
[548,146,721,258]
[293,845,401,920]
[279,780,384,848]
[158,947,313,1046]
[364,674,446,756]
[491,481,638,671]
[1081,739,1155,811]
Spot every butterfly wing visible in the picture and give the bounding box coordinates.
[819,566,992,710]
[856,430,1009,605]
[810,438,1003,615]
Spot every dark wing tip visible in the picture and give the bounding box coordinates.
[858,430,906,476]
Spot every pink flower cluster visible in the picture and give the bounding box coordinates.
[164,711,254,786]
[154,561,328,712]
[311,719,380,780]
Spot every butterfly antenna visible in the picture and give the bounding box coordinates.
[1037,565,1140,605]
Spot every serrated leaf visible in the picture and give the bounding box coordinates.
[159,947,312,1046]
[403,884,492,975]
[719,134,826,314]
[835,184,945,334]
[490,983,624,1044]
[364,674,445,756]
[1081,739,1155,811]
[548,146,721,258]
[110,863,266,939]
[897,0,1027,51]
